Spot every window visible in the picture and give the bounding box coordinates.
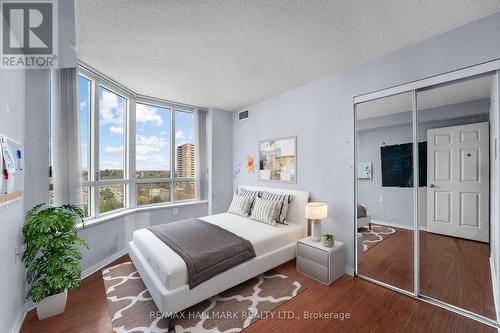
[79,75,91,216]
[74,67,202,221]
[135,103,171,179]
[134,105,197,205]
[174,110,196,200]
[78,72,129,218]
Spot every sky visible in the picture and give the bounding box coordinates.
[79,75,195,175]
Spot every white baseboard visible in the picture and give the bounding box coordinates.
[371,219,427,231]
[81,248,128,280]
[10,308,27,333]
[17,247,129,330]
[489,257,500,327]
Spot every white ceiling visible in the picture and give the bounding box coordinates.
[356,74,493,120]
[75,1,500,111]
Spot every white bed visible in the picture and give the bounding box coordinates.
[128,185,309,317]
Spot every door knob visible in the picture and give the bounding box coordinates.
[429,184,436,188]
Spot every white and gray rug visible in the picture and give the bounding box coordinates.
[359,224,396,252]
[102,261,306,333]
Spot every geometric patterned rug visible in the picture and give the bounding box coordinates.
[359,224,396,252]
[102,262,306,333]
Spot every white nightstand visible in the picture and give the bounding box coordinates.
[296,236,346,285]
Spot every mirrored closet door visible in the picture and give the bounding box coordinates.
[355,91,415,293]
[417,72,497,320]
[355,66,500,327]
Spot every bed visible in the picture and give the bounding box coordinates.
[128,185,309,323]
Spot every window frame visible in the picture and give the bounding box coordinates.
[77,66,201,221]
[134,97,197,206]
[79,68,132,219]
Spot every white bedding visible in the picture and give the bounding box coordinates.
[132,212,304,290]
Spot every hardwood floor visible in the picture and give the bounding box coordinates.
[20,254,495,333]
[358,227,495,320]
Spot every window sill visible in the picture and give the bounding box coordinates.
[76,200,209,230]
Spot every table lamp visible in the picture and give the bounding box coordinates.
[305,202,328,242]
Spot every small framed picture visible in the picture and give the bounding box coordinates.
[357,162,372,181]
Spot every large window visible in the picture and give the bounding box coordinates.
[77,69,200,220]
[135,104,197,205]
[79,73,129,218]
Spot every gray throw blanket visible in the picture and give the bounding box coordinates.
[148,218,256,289]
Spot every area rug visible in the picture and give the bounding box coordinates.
[102,261,306,333]
[360,224,396,252]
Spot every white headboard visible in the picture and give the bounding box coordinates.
[237,185,310,235]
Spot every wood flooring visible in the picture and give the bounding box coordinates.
[358,227,496,320]
[20,252,496,333]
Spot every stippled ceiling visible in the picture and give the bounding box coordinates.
[75,1,500,111]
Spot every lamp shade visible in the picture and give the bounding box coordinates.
[305,202,328,220]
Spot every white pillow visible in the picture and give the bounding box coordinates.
[228,194,254,217]
[249,197,280,226]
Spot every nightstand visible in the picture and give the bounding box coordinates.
[296,236,345,285]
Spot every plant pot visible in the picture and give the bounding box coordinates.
[321,238,334,247]
[36,289,67,320]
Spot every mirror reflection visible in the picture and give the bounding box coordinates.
[417,73,496,319]
[356,91,414,292]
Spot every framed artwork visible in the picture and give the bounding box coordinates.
[0,134,24,207]
[357,162,372,181]
[259,136,296,183]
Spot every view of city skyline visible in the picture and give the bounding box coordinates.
[79,75,195,178]
[77,74,197,216]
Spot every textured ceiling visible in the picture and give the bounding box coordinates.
[75,1,500,111]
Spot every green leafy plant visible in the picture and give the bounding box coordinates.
[22,204,89,303]
[321,232,334,241]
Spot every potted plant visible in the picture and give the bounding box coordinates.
[22,203,89,320]
[321,232,335,247]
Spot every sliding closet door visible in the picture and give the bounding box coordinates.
[417,73,496,319]
[355,92,414,293]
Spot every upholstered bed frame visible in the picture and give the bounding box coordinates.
[128,185,309,324]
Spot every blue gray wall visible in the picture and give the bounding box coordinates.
[208,108,234,215]
[0,70,26,333]
[232,12,500,275]
[357,99,490,228]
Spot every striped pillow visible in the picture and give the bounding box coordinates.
[228,194,254,217]
[250,197,280,226]
[238,188,261,197]
[238,188,261,214]
[260,192,294,225]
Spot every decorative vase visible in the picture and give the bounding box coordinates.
[36,289,68,320]
[321,238,334,247]
[311,220,321,241]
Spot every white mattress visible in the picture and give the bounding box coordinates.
[132,213,304,290]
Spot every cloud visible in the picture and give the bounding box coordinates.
[136,135,169,170]
[160,131,168,136]
[80,101,87,111]
[100,89,124,125]
[136,103,163,126]
[175,130,184,139]
[104,145,124,154]
[110,126,124,134]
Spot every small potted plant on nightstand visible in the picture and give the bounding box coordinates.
[321,232,335,247]
[22,203,89,320]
